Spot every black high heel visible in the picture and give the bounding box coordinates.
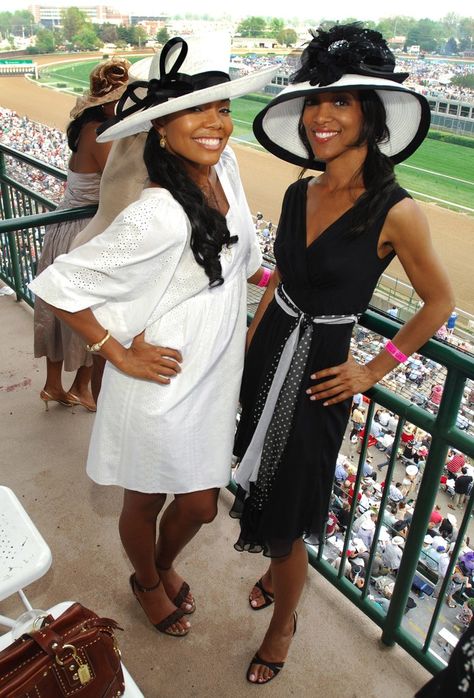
[249,577,274,611]
[246,611,298,684]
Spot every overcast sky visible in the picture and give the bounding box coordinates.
[6,1,472,22]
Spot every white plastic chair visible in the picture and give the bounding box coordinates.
[0,485,52,628]
[0,488,143,696]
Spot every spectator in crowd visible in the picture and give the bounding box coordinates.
[369,418,383,439]
[389,482,405,504]
[449,467,473,510]
[433,554,471,608]
[383,504,399,529]
[334,455,349,482]
[447,450,466,475]
[348,428,360,460]
[351,405,366,432]
[387,412,398,433]
[401,422,416,444]
[446,310,458,334]
[337,500,352,531]
[362,457,374,477]
[381,536,404,572]
[375,430,394,453]
[358,515,377,548]
[387,305,398,318]
[440,513,458,542]
[377,408,391,427]
[430,504,443,526]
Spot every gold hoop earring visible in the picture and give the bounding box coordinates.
[159,134,167,149]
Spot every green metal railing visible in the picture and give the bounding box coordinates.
[0,144,96,305]
[2,143,474,676]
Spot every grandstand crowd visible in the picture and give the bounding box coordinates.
[397,58,474,102]
[235,54,474,102]
[0,107,68,204]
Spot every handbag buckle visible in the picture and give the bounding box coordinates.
[55,643,92,685]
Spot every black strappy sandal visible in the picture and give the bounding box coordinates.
[246,612,298,684]
[129,574,189,636]
[249,578,274,611]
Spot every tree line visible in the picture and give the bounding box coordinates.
[0,8,170,53]
[237,14,474,53]
[0,9,472,56]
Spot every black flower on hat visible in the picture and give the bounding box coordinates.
[292,23,408,87]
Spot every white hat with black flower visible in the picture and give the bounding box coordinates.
[253,23,431,170]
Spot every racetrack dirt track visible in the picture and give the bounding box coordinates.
[1,53,473,313]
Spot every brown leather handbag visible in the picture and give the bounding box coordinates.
[0,603,125,697]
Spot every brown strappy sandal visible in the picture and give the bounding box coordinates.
[156,564,196,615]
[129,574,189,637]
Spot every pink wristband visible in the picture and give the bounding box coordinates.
[258,267,271,287]
[385,340,408,363]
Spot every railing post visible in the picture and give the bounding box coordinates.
[0,151,23,300]
[381,368,465,646]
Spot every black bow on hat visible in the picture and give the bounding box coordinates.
[97,37,230,136]
[292,23,408,87]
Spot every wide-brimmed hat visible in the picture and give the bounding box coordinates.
[70,56,131,119]
[97,34,277,142]
[253,23,431,169]
[392,536,405,546]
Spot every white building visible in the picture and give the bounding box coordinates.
[28,4,129,29]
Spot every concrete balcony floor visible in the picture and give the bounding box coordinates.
[0,291,431,697]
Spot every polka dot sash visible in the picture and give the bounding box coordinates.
[234,284,359,509]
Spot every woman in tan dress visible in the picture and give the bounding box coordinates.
[33,57,130,411]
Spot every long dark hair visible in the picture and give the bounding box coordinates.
[298,90,398,236]
[144,127,236,287]
[66,105,107,152]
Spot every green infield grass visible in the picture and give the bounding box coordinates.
[40,56,146,89]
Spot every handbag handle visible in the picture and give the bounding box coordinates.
[27,616,121,659]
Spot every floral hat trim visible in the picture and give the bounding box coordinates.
[70,56,131,119]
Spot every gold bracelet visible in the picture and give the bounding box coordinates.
[85,330,111,353]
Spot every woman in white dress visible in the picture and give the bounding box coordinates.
[29,35,277,636]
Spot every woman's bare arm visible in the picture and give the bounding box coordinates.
[52,306,182,384]
[307,198,455,405]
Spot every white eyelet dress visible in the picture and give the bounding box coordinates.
[29,147,262,494]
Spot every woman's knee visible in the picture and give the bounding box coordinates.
[121,490,166,521]
[176,490,219,524]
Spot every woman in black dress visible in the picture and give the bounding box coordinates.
[231,24,455,684]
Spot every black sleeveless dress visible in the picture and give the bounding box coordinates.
[231,177,410,558]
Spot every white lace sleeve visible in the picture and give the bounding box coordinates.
[29,190,189,343]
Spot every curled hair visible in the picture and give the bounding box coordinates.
[144,128,237,286]
[67,105,107,152]
[298,90,398,236]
